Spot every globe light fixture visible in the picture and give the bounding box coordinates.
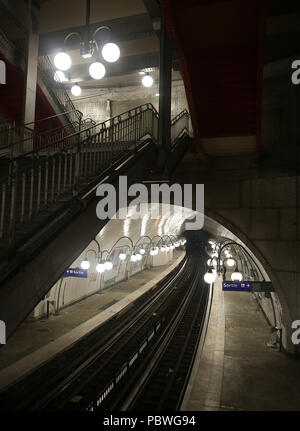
[150,248,157,256]
[131,254,137,262]
[204,269,217,284]
[165,246,170,252]
[54,52,72,71]
[136,253,142,261]
[119,253,126,261]
[96,262,106,273]
[71,84,81,96]
[102,42,120,63]
[231,269,243,282]
[81,258,90,270]
[140,248,145,255]
[170,244,175,250]
[160,246,166,252]
[54,70,67,82]
[89,62,106,80]
[226,258,235,267]
[104,260,113,270]
[142,73,153,87]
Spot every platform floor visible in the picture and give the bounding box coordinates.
[182,277,300,411]
[0,251,183,374]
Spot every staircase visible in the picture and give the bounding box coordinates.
[0,104,190,340]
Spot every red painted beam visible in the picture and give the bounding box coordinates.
[161,0,268,152]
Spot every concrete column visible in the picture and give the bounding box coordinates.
[22,1,40,136]
[157,19,172,172]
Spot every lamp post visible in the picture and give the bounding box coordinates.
[204,239,265,284]
[134,235,152,269]
[107,236,134,280]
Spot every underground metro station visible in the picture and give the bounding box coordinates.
[0,0,299,416]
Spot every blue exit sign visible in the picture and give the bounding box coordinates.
[223,282,251,291]
[65,268,88,278]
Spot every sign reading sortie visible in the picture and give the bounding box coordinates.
[223,281,274,292]
[65,268,88,278]
[223,282,252,292]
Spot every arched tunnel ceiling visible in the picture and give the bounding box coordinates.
[68,204,270,282]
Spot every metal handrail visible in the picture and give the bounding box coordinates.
[37,55,82,126]
[171,109,189,126]
[25,108,83,127]
[7,103,159,161]
[0,105,188,246]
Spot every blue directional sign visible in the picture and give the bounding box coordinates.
[222,282,251,291]
[65,268,88,278]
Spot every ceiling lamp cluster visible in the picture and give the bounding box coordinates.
[53,0,120,96]
[204,240,243,284]
[80,235,185,278]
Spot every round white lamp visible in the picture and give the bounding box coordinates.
[89,62,106,80]
[231,270,243,282]
[96,262,106,273]
[71,84,81,96]
[104,260,113,270]
[54,70,67,82]
[142,74,153,87]
[226,258,235,267]
[81,258,90,270]
[54,52,71,71]
[102,43,120,63]
[204,269,217,284]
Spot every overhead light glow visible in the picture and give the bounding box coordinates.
[226,258,235,267]
[96,263,106,273]
[142,74,153,87]
[204,270,216,284]
[81,258,90,270]
[104,261,113,270]
[131,254,137,262]
[71,84,81,97]
[54,70,67,82]
[231,271,243,282]
[89,62,106,80]
[119,253,126,261]
[102,43,120,63]
[54,52,71,71]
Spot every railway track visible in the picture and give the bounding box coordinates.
[0,250,211,411]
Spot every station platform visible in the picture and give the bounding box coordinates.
[182,277,300,411]
[0,250,185,392]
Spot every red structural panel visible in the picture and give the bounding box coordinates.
[161,0,268,152]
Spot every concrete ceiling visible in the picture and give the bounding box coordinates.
[37,0,180,91]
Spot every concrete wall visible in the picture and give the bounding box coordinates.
[33,243,174,319]
[72,80,189,124]
[32,203,185,319]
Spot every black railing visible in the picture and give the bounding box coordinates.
[0,104,190,245]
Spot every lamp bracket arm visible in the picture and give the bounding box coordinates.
[64,32,82,49]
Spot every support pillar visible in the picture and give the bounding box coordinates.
[22,0,40,150]
[157,19,172,173]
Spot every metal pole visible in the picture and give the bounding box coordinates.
[157,18,172,173]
